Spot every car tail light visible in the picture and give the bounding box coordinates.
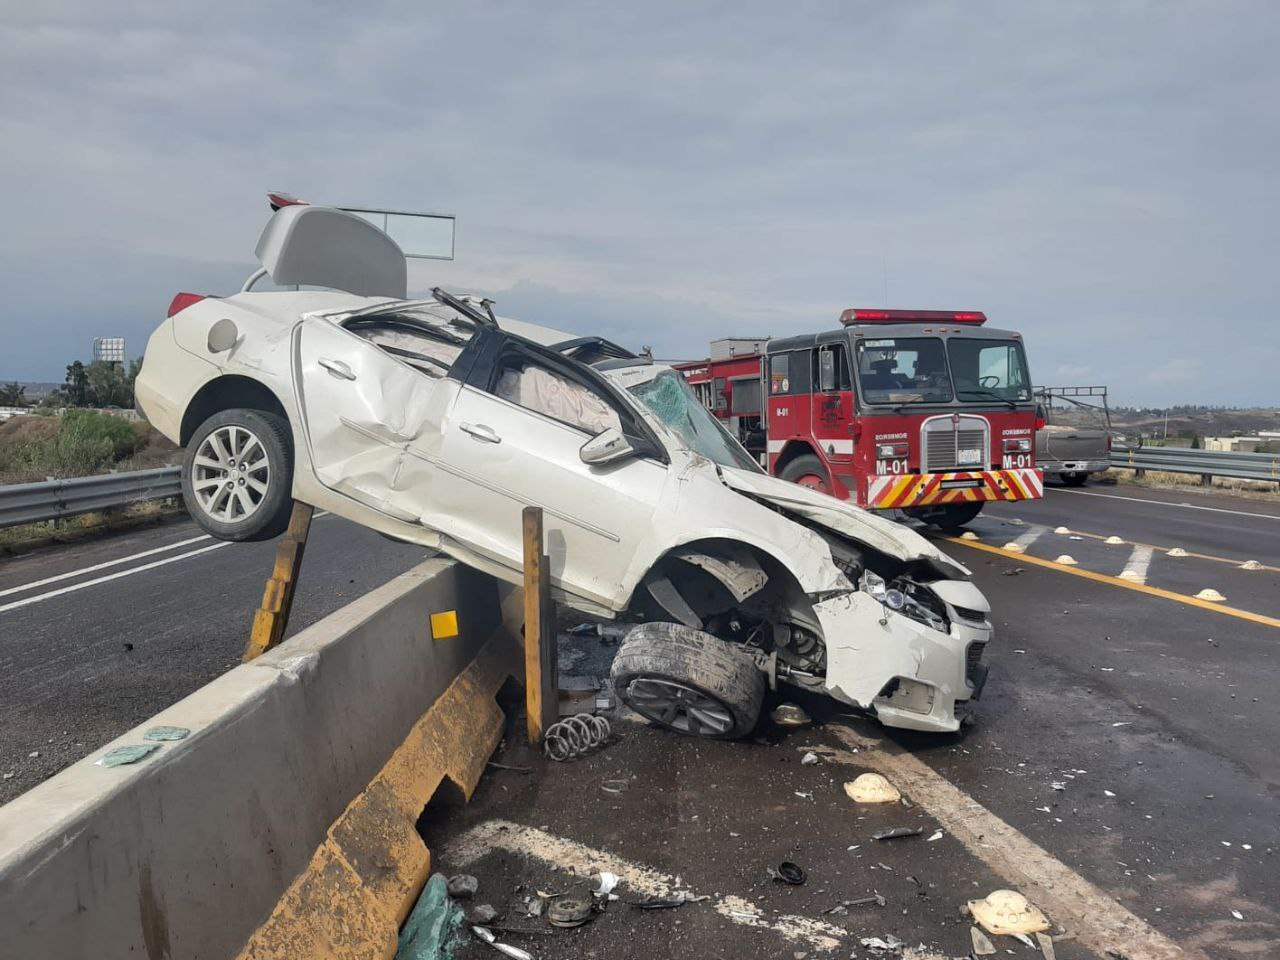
[167,293,207,317]
[1034,416,1046,431]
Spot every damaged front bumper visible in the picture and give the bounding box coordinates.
[813,588,992,734]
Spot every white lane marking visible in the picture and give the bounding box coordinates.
[1119,545,1154,583]
[0,510,332,604]
[828,727,1202,960]
[1051,487,1280,521]
[0,543,233,614]
[446,819,845,952]
[1004,523,1048,552]
[0,534,212,598]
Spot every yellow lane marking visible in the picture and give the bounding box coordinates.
[947,537,1280,629]
[826,728,1204,960]
[1051,527,1280,572]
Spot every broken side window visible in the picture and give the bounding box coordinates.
[345,308,475,378]
[493,356,623,436]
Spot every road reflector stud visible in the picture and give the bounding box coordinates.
[430,610,459,639]
[1240,560,1263,571]
[1054,555,1078,565]
[960,531,980,540]
[1004,543,1026,553]
[1195,588,1226,603]
[1168,547,1188,557]
[1118,570,1143,582]
[1054,526,1070,535]
[968,889,1050,936]
[1105,535,1125,545]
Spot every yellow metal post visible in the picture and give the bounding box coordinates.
[522,506,558,744]
[243,501,314,662]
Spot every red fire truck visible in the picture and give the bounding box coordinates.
[676,309,1044,528]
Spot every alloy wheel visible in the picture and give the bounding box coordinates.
[191,424,271,523]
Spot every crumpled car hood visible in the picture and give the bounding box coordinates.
[718,467,971,579]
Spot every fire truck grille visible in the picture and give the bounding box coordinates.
[923,427,987,471]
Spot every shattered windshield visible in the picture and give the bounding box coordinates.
[627,370,761,472]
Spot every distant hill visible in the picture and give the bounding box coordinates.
[1052,403,1280,439]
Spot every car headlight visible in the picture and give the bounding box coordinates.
[860,571,949,633]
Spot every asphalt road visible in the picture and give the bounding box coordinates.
[1,482,1278,955]
[0,512,431,801]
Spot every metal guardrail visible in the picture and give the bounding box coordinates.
[0,467,182,528]
[1111,443,1280,484]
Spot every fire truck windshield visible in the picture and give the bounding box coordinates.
[627,369,763,472]
[854,336,1032,406]
[947,338,1032,403]
[855,337,952,404]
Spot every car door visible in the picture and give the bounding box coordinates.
[293,311,468,524]
[431,339,668,609]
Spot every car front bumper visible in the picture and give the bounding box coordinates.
[814,590,992,734]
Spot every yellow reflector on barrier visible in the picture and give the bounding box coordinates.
[430,610,459,639]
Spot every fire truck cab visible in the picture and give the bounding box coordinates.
[677,309,1044,528]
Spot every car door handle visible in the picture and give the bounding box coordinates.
[460,422,501,444]
[319,358,357,381]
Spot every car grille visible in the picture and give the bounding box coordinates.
[921,419,989,472]
[952,605,987,624]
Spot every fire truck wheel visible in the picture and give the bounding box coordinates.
[611,622,764,739]
[779,454,832,495]
[907,502,984,530]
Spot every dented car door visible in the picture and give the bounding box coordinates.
[294,315,459,525]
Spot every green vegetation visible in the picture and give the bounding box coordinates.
[0,410,169,481]
[0,382,27,406]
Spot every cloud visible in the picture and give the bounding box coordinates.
[1,2,1279,404]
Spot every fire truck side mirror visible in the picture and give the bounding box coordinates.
[818,350,837,392]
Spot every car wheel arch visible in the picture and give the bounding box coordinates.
[180,375,292,447]
[621,535,823,626]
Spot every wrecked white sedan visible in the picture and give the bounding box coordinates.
[137,204,991,737]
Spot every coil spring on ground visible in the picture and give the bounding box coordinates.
[543,713,611,761]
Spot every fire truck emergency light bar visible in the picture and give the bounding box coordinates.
[839,308,987,325]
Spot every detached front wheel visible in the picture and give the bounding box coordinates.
[611,622,764,739]
[183,408,294,542]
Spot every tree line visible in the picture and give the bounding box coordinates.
[0,358,143,410]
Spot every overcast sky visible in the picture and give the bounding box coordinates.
[2,2,1277,406]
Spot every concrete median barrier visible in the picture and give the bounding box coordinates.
[0,557,522,960]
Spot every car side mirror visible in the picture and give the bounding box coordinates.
[580,427,636,465]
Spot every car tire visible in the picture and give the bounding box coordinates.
[611,622,764,739]
[1060,472,1088,487]
[182,408,294,542]
[779,454,833,495]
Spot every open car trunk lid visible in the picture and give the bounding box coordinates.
[718,467,971,579]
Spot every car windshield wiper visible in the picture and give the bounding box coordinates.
[956,388,1018,410]
[432,287,497,328]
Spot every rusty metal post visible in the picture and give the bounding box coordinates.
[522,506,558,744]
[243,501,314,662]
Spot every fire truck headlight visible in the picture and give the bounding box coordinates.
[1003,438,1032,453]
[876,442,909,459]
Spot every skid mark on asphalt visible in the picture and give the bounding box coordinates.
[826,726,1205,960]
[446,819,848,952]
